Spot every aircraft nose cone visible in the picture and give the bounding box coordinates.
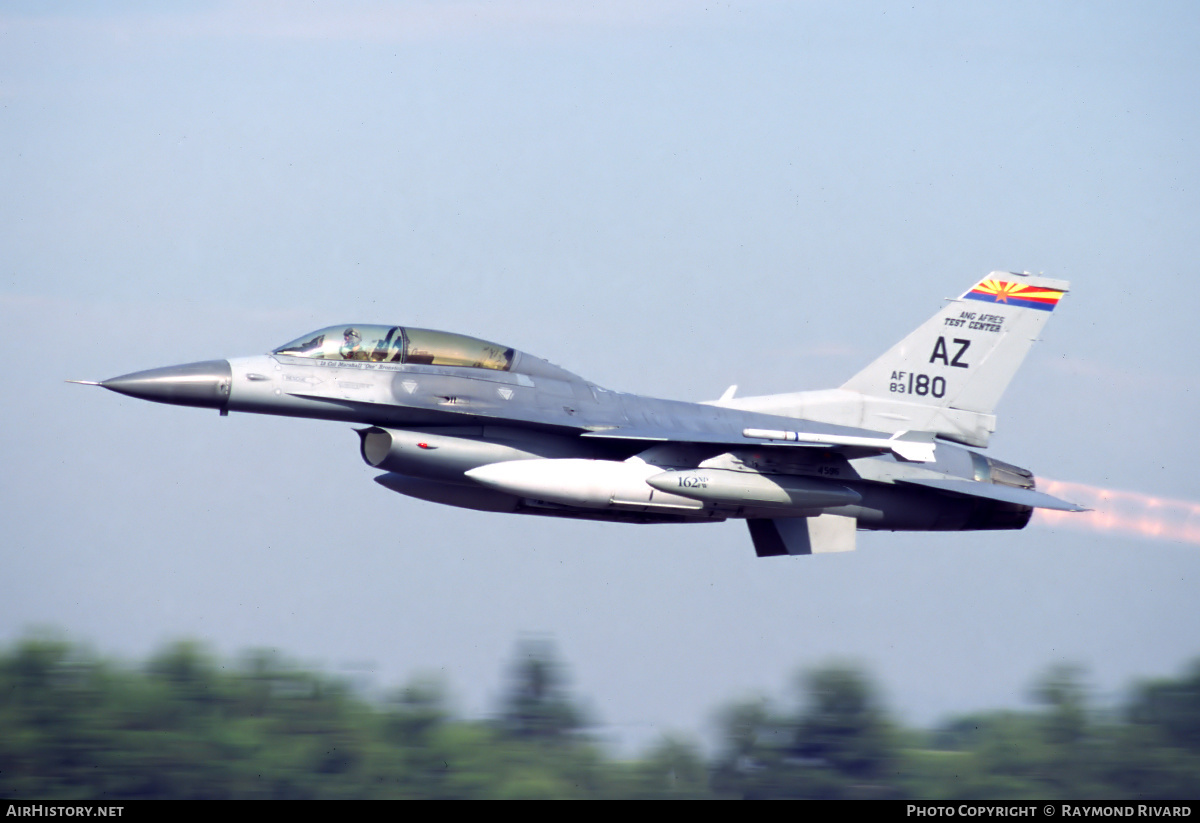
[101,360,233,410]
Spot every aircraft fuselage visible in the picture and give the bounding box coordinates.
[99,349,1036,534]
[89,273,1084,557]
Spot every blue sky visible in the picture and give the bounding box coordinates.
[3,1,1199,751]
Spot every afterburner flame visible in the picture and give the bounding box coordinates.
[1035,479,1200,545]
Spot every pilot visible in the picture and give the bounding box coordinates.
[340,327,368,360]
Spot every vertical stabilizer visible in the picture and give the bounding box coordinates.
[839,272,1069,417]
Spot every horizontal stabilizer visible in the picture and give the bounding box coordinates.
[747,514,857,557]
[897,477,1087,512]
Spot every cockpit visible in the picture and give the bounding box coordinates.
[272,325,515,372]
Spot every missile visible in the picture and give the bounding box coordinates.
[465,459,704,511]
[646,469,861,510]
[743,428,936,463]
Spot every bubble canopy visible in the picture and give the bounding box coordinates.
[272,325,515,371]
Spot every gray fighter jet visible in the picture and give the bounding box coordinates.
[80,272,1085,556]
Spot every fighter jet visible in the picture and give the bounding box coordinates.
[80,272,1085,557]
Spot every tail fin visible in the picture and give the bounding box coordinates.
[713,271,1069,447]
[840,272,1069,417]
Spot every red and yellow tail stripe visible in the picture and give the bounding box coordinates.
[962,280,1064,311]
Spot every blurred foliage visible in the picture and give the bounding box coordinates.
[3,631,1200,799]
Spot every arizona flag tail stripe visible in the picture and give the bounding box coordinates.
[962,279,1065,311]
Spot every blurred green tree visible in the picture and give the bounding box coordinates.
[1130,660,1200,753]
[498,637,587,743]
